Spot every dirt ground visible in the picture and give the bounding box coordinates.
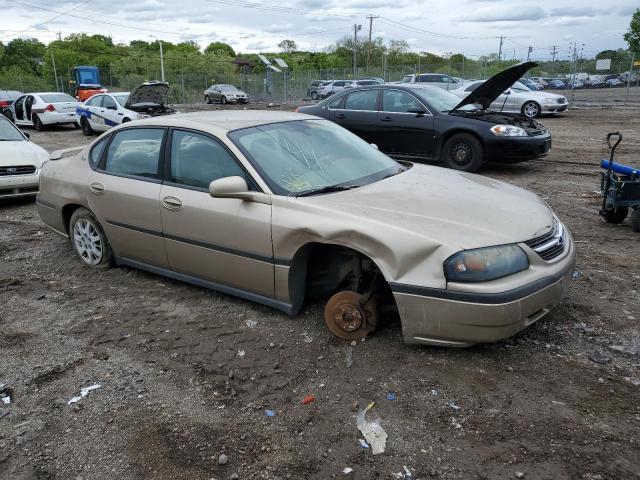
[1,104,639,480]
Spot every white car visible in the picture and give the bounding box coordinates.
[77,81,174,136]
[319,80,355,99]
[400,73,462,91]
[450,80,568,118]
[0,115,49,199]
[7,92,80,130]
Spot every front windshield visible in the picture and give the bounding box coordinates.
[219,85,238,92]
[114,94,129,106]
[0,116,25,141]
[229,120,403,196]
[410,86,473,112]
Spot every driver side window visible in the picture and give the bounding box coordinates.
[169,130,246,190]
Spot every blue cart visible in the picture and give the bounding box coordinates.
[599,132,640,232]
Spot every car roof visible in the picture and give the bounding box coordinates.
[131,110,319,131]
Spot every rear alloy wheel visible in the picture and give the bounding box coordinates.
[442,133,484,172]
[69,208,113,268]
[522,101,541,118]
[81,117,94,136]
[205,95,211,104]
[602,207,628,224]
[630,209,640,232]
[221,96,227,105]
[324,291,378,341]
[32,114,45,131]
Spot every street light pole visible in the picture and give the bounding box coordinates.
[149,35,165,82]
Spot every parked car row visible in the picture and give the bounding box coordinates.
[307,78,384,99]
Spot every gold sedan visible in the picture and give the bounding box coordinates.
[36,111,575,347]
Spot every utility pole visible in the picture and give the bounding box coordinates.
[624,51,635,106]
[526,46,533,61]
[353,24,362,79]
[50,51,59,92]
[497,36,504,62]
[149,35,165,82]
[57,31,62,42]
[366,15,378,72]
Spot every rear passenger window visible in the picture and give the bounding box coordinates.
[170,130,245,189]
[344,90,378,111]
[104,128,164,179]
[89,136,109,169]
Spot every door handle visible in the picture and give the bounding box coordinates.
[89,182,104,195]
[380,116,392,122]
[336,114,345,119]
[162,196,182,211]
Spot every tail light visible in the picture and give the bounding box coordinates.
[0,100,9,108]
[45,104,56,112]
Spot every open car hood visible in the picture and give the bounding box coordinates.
[452,61,538,111]
[125,81,170,110]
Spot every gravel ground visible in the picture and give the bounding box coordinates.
[1,104,639,480]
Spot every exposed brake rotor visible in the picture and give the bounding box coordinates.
[324,291,378,341]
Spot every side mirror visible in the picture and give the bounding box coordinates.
[370,143,379,150]
[209,176,271,204]
[407,107,427,116]
[504,89,511,95]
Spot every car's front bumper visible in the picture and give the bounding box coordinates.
[542,103,568,114]
[391,234,576,347]
[0,171,39,198]
[485,131,552,163]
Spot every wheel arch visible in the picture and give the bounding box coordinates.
[287,241,395,315]
[61,203,86,234]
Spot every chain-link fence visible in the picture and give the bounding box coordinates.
[2,56,638,105]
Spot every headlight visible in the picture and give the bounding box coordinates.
[490,125,528,137]
[444,245,529,283]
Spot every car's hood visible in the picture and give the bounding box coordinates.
[125,81,170,109]
[303,164,554,251]
[0,141,49,167]
[453,61,538,111]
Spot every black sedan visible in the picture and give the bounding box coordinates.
[298,62,551,172]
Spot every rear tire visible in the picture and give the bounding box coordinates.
[122,118,130,123]
[630,209,640,232]
[221,96,227,105]
[602,207,628,224]
[81,117,94,136]
[32,114,44,131]
[522,101,541,118]
[69,208,113,269]
[205,95,211,104]
[442,133,484,172]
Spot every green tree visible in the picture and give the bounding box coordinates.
[278,39,297,53]
[624,9,640,52]
[205,42,235,57]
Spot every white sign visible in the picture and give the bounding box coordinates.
[595,59,611,71]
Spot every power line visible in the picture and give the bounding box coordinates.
[4,0,351,42]
[1,0,89,41]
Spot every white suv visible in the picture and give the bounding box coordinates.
[400,73,461,90]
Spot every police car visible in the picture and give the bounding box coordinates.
[76,81,174,135]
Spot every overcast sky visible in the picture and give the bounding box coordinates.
[0,0,636,60]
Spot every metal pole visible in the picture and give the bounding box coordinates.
[353,24,357,79]
[159,40,165,82]
[624,51,635,106]
[50,51,59,92]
